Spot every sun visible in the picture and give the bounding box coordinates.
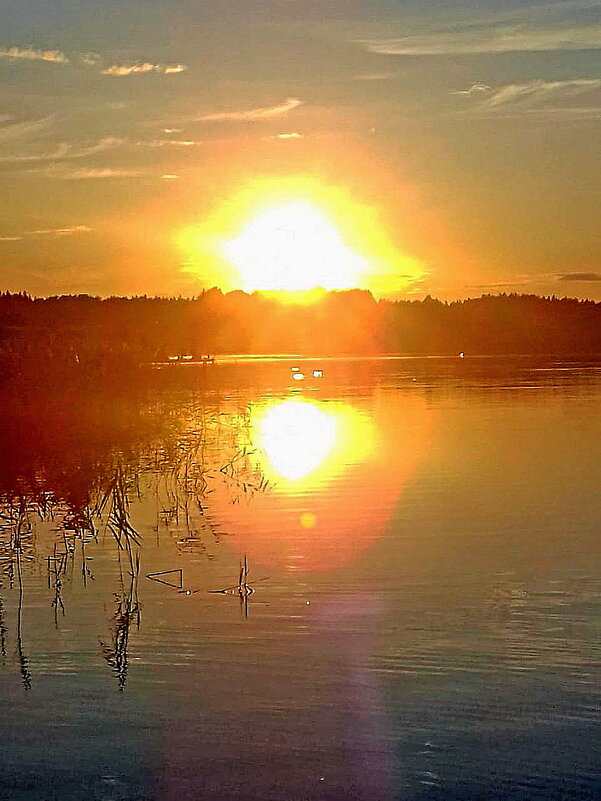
[176,175,425,297]
[222,202,367,292]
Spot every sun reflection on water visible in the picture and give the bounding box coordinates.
[257,400,338,481]
[253,397,374,487]
[208,393,430,571]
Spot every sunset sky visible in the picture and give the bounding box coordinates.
[1,0,599,300]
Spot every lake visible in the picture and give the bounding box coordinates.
[1,356,600,800]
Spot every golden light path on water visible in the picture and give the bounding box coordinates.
[209,394,430,571]
[257,399,353,481]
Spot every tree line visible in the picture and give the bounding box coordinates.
[0,288,599,377]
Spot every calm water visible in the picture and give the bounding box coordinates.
[1,356,600,800]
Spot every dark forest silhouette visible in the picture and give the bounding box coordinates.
[1,289,600,378]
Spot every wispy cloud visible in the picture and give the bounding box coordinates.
[73,136,125,156]
[361,1,601,56]
[52,167,146,180]
[261,132,304,142]
[0,226,92,242]
[27,225,93,237]
[557,272,601,282]
[353,72,396,81]
[136,138,200,147]
[0,136,124,164]
[364,28,601,55]
[467,273,556,290]
[0,46,68,64]
[451,83,491,96]
[0,116,53,143]
[102,62,187,76]
[471,281,538,289]
[467,271,601,290]
[452,78,601,117]
[197,97,303,122]
[484,78,601,108]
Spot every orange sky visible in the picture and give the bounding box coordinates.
[1,0,600,300]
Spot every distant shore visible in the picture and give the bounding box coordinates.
[1,290,600,383]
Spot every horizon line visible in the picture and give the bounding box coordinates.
[1,287,599,305]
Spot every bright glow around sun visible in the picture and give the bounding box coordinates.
[176,176,425,296]
[222,202,367,292]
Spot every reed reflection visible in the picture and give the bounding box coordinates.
[0,381,262,688]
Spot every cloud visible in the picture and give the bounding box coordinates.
[0,46,189,79]
[102,62,187,76]
[467,273,556,289]
[197,97,303,122]
[136,138,200,147]
[80,51,101,66]
[55,168,145,179]
[28,163,144,179]
[471,281,536,289]
[360,2,601,56]
[261,132,304,142]
[0,226,92,242]
[364,29,601,55]
[353,72,396,81]
[485,78,601,108]
[453,78,601,117]
[0,46,68,64]
[0,116,53,143]
[451,83,491,96]
[73,136,125,156]
[557,272,601,282]
[27,225,93,237]
[0,136,124,164]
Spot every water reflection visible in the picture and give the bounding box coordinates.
[0,376,432,688]
[210,393,429,571]
[258,399,338,480]
[0,381,263,690]
[99,563,140,691]
[0,358,599,801]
